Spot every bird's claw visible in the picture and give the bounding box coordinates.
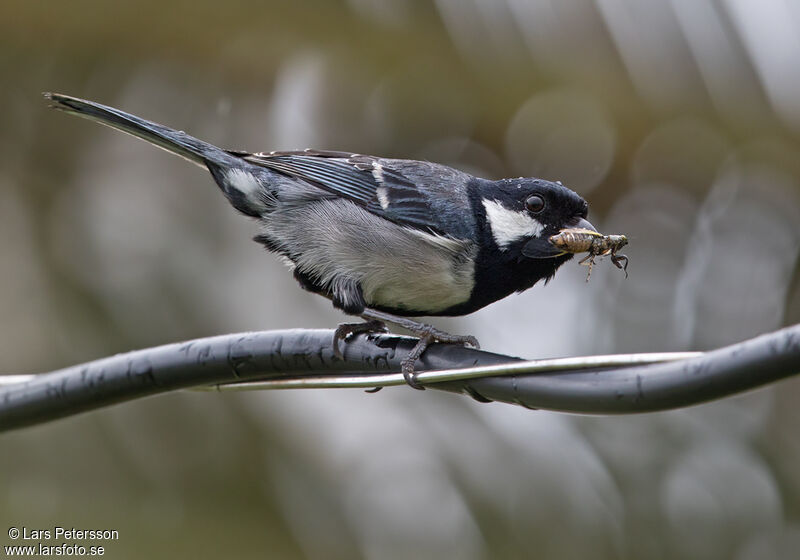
[401,357,427,390]
[333,320,388,359]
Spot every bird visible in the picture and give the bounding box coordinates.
[45,92,596,389]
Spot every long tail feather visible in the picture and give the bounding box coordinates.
[44,92,239,169]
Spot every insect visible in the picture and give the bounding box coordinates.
[549,228,629,282]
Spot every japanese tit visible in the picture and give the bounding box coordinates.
[46,93,595,387]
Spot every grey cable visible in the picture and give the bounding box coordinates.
[1,324,798,432]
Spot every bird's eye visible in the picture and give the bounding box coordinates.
[525,195,545,213]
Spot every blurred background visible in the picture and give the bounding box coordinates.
[2,0,800,558]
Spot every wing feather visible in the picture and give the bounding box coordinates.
[243,151,440,232]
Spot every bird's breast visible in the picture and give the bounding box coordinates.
[360,228,477,314]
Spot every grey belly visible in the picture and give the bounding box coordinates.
[260,199,477,313]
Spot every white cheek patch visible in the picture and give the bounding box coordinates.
[225,168,262,197]
[482,199,544,249]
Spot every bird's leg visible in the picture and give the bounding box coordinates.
[323,272,479,388]
[359,308,480,390]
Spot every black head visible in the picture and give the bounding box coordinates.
[478,177,593,259]
[449,177,595,315]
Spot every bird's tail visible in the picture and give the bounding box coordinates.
[44,93,241,169]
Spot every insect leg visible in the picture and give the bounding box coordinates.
[578,254,596,282]
[612,253,629,278]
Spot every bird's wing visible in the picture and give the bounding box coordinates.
[242,150,440,232]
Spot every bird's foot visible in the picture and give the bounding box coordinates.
[358,309,479,390]
[336,308,479,390]
[400,326,480,390]
[333,319,388,359]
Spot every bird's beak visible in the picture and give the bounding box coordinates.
[568,217,597,232]
[521,217,598,259]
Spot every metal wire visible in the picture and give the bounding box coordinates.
[199,352,702,391]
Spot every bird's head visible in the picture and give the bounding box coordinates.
[478,177,595,261]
